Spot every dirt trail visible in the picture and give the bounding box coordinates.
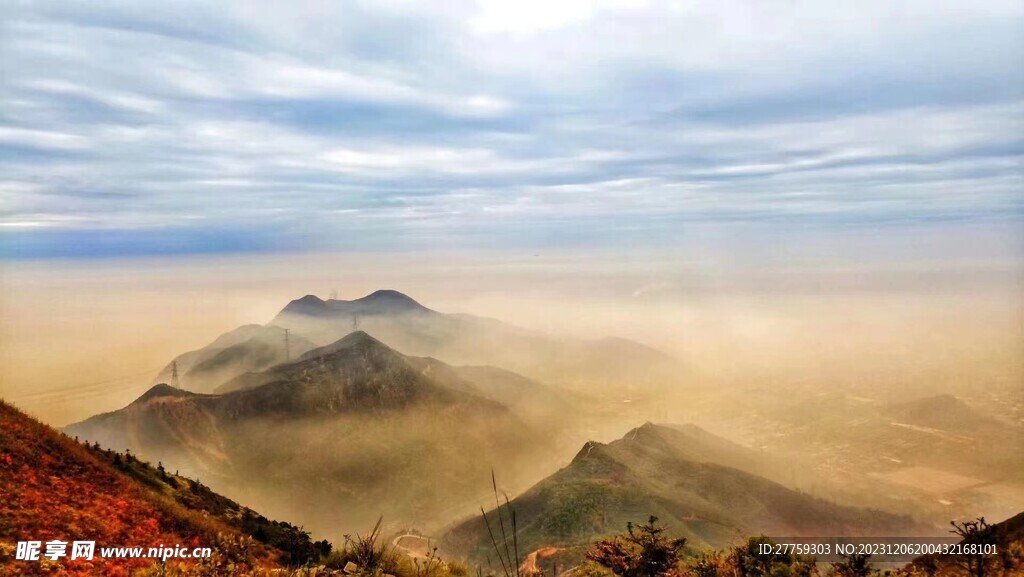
[392,533,432,560]
[520,547,563,575]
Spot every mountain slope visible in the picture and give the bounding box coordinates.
[65,332,542,537]
[0,400,327,574]
[401,357,577,420]
[154,324,267,382]
[443,423,929,564]
[156,325,317,393]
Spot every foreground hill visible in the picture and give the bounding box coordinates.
[66,332,543,537]
[443,423,929,565]
[0,400,328,575]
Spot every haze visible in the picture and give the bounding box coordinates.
[1,220,1019,429]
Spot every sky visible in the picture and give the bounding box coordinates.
[0,2,1022,427]
[1,0,1023,258]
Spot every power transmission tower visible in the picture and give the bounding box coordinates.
[352,314,360,332]
[171,360,180,389]
[330,289,338,300]
[283,328,291,361]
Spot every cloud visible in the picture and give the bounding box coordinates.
[0,127,87,151]
[0,0,1022,257]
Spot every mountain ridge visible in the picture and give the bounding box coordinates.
[277,290,433,319]
[443,423,930,564]
[268,289,689,398]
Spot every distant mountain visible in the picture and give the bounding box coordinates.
[155,325,317,393]
[443,423,928,564]
[152,290,688,403]
[66,332,543,537]
[270,290,688,398]
[887,394,994,433]
[154,324,265,381]
[0,399,327,574]
[279,290,433,317]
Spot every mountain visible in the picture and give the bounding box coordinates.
[155,325,317,393]
[887,394,995,433]
[0,399,328,574]
[151,289,688,407]
[207,331,472,414]
[442,423,928,565]
[214,333,586,452]
[270,290,688,399]
[65,332,542,538]
[279,290,433,317]
[153,324,266,382]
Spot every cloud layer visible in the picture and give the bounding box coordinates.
[2,0,1022,256]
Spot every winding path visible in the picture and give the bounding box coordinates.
[392,533,433,560]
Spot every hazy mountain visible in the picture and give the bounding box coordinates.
[402,357,577,420]
[270,290,688,399]
[154,323,266,379]
[149,290,688,405]
[65,332,544,538]
[443,423,928,564]
[887,394,996,433]
[155,324,317,393]
[0,399,327,574]
[279,290,434,318]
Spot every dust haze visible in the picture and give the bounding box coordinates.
[4,223,1020,422]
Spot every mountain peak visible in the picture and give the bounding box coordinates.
[337,330,384,348]
[280,294,330,316]
[294,330,397,363]
[134,383,196,404]
[619,422,676,454]
[277,289,431,320]
[352,289,429,312]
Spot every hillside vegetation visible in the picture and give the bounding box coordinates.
[0,400,329,575]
